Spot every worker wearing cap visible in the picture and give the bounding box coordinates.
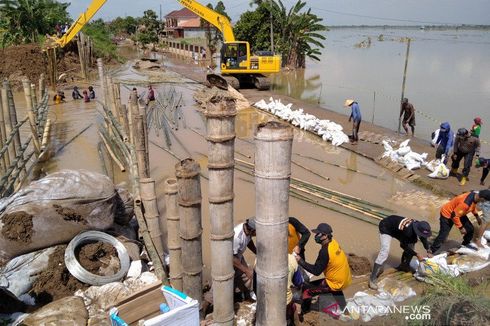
[430,190,490,254]
[344,99,361,145]
[294,223,351,317]
[232,218,257,298]
[471,117,482,138]
[288,217,311,260]
[369,215,432,290]
[476,157,490,185]
[451,128,480,186]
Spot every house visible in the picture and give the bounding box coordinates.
[164,8,206,38]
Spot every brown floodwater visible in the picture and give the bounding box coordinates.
[11,61,463,283]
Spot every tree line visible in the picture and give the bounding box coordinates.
[0,0,327,68]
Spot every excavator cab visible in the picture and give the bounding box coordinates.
[221,42,249,70]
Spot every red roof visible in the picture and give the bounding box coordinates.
[165,8,198,19]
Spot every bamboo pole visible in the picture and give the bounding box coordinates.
[255,121,293,326]
[30,83,37,111]
[39,73,45,99]
[165,178,183,291]
[120,104,130,137]
[205,99,236,325]
[46,48,57,91]
[22,79,41,154]
[176,158,203,304]
[134,114,149,178]
[98,131,126,172]
[128,90,138,145]
[96,58,107,106]
[133,198,169,284]
[106,76,119,120]
[4,80,26,179]
[0,91,10,173]
[140,178,165,256]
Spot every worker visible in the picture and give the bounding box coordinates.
[475,198,490,248]
[429,190,490,254]
[471,117,482,138]
[233,218,256,300]
[82,90,90,103]
[294,223,351,318]
[286,253,299,325]
[53,90,65,104]
[146,85,155,105]
[72,86,82,100]
[88,86,95,99]
[476,157,490,186]
[288,217,311,259]
[345,99,361,145]
[369,215,432,290]
[400,98,416,136]
[450,128,480,186]
[434,122,454,164]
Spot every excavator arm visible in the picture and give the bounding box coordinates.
[177,0,235,42]
[53,0,108,48]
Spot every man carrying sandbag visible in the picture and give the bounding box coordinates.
[369,215,432,290]
[430,190,490,254]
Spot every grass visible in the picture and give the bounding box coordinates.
[406,272,490,325]
[82,23,122,63]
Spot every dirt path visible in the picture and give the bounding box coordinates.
[163,54,487,198]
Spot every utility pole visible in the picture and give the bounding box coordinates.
[398,38,411,134]
[160,4,162,21]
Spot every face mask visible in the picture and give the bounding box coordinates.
[314,233,324,244]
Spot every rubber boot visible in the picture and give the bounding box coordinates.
[460,176,467,186]
[396,252,413,272]
[368,263,383,290]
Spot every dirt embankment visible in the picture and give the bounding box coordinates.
[0,44,46,89]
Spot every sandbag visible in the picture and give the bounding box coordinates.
[20,296,88,326]
[428,163,449,179]
[0,170,118,266]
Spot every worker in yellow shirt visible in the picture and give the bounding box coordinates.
[294,223,351,319]
[288,216,311,259]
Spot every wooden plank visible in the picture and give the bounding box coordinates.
[115,283,164,325]
[407,174,420,181]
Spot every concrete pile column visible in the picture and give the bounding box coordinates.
[176,158,203,303]
[205,99,236,325]
[254,121,293,326]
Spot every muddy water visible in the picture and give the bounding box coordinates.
[17,62,460,283]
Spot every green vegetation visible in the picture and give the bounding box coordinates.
[83,19,120,62]
[200,1,230,66]
[0,0,71,47]
[109,16,138,36]
[235,0,327,68]
[406,273,490,325]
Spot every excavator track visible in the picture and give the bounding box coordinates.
[254,76,271,90]
[206,74,240,90]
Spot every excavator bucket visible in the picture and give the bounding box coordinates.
[206,74,229,90]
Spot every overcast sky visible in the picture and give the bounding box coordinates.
[68,0,490,26]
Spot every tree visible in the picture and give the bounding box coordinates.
[136,9,160,45]
[236,0,327,68]
[109,16,137,36]
[0,0,71,46]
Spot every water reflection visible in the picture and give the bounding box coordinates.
[272,69,322,103]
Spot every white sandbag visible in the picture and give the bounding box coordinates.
[382,140,393,152]
[426,159,441,172]
[399,139,410,148]
[405,160,421,171]
[396,146,411,156]
[428,163,449,179]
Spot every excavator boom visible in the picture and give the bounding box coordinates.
[177,0,235,42]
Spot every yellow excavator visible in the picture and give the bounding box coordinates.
[51,0,281,90]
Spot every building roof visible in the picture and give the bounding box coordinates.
[178,17,201,28]
[165,8,198,19]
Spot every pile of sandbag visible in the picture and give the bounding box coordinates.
[382,139,428,170]
[254,98,349,146]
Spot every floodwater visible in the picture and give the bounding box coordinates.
[16,59,463,283]
[271,27,490,146]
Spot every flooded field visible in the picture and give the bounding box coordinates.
[272,28,490,144]
[12,59,464,283]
